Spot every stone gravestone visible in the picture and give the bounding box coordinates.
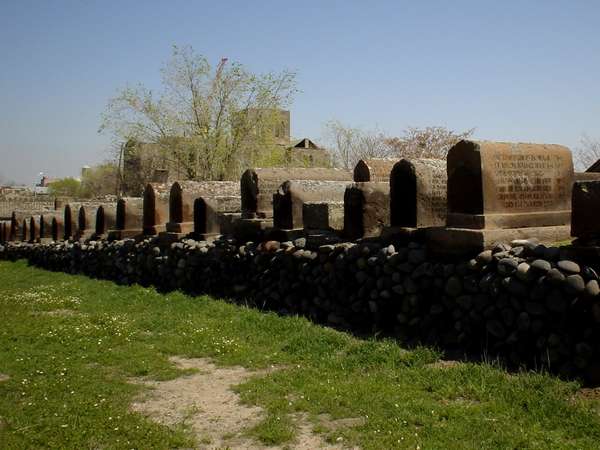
[343,182,390,240]
[74,204,98,240]
[163,181,239,240]
[571,180,600,242]
[94,204,117,240]
[389,158,447,229]
[29,216,40,243]
[272,180,349,231]
[143,183,170,236]
[39,213,59,242]
[51,217,64,241]
[429,140,574,253]
[20,218,29,242]
[237,167,352,241]
[353,159,397,182]
[241,168,352,219]
[108,197,144,240]
[193,195,241,239]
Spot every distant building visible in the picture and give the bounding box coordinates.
[119,110,329,195]
[285,138,330,167]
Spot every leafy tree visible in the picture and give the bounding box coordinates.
[47,178,82,197]
[100,45,297,181]
[79,164,119,198]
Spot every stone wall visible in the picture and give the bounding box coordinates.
[2,235,600,383]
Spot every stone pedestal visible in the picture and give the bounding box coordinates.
[233,218,273,242]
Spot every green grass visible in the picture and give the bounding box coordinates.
[1,260,600,449]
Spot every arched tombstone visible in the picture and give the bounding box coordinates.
[108,197,143,240]
[76,205,97,240]
[10,212,25,241]
[389,159,447,228]
[429,140,574,253]
[21,218,29,242]
[353,158,397,182]
[39,213,58,242]
[29,216,40,243]
[343,182,390,240]
[143,183,170,236]
[63,203,82,240]
[166,181,239,237]
[52,217,65,241]
[240,167,352,219]
[272,180,349,230]
[95,204,117,239]
[193,195,241,239]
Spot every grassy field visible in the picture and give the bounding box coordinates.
[1,260,600,449]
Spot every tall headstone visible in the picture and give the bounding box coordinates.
[29,217,40,243]
[143,183,170,236]
[108,197,144,240]
[389,158,446,228]
[429,140,574,252]
[95,205,117,239]
[343,182,390,240]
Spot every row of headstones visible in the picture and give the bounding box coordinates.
[1,139,599,251]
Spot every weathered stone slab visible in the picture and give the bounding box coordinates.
[143,183,170,236]
[107,197,144,240]
[193,195,241,237]
[353,158,397,182]
[303,201,344,231]
[273,180,349,230]
[241,167,352,219]
[571,181,600,240]
[51,217,64,241]
[343,182,390,240]
[20,218,29,242]
[39,213,58,241]
[166,181,239,234]
[0,221,10,243]
[233,218,274,242]
[29,216,40,242]
[94,204,117,239]
[447,140,573,229]
[77,205,98,240]
[390,158,446,228]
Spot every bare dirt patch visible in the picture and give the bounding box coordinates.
[425,359,462,369]
[32,309,84,318]
[0,374,9,382]
[131,357,351,449]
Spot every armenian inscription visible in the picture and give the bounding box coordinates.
[492,152,568,211]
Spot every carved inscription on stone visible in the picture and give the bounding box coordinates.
[492,152,567,211]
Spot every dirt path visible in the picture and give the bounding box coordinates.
[131,357,356,449]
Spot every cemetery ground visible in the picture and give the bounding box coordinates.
[2,263,600,449]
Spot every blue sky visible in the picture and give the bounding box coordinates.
[1,0,599,184]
